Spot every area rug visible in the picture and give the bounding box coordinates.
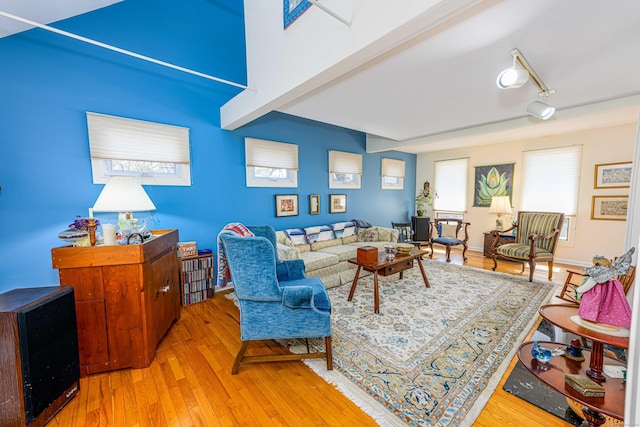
[292,260,556,426]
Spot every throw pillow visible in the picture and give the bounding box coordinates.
[358,227,379,242]
[441,224,458,238]
[285,228,308,245]
[304,226,322,244]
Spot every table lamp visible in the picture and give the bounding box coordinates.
[488,196,512,230]
[92,176,156,242]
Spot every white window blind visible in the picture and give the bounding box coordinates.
[433,158,469,212]
[87,112,190,164]
[520,145,582,215]
[329,150,362,175]
[381,158,405,178]
[245,137,299,170]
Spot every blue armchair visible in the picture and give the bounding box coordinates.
[220,231,333,374]
[246,225,306,282]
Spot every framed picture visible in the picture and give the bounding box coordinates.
[591,195,628,221]
[473,163,515,207]
[330,194,347,213]
[283,0,311,28]
[275,194,299,217]
[309,194,320,215]
[594,162,632,189]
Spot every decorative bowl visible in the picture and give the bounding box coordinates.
[397,243,414,253]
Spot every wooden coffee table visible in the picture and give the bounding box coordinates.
[347,249,429,313]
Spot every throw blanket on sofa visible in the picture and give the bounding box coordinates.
[216,223,254,287]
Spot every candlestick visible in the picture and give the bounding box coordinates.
[88,208,94,219]
[88,218,97,246]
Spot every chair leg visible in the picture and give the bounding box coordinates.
[428,242,434,258]
[491,255,498,271]
[325,336,333,370]
[548,261,554,280]
[528,261,536,282]
[462,244,468,261]
[232,341,249,375]
[445,246,451,262]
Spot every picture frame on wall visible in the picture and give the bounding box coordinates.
[594,161,632,189]
[591,195,628,221]
[330,194,347,213]
[309,194,320,215]
[275,194,299,217]
[472,163,515,207]
[283,0,312,28]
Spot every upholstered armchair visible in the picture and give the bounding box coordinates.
[220,232,333,374]
[246,225,306,282]
[428,218,470,262]
[491,211,564,281]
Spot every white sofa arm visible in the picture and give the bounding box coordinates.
[277,242,301,260]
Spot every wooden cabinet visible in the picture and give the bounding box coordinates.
[482,231,515,257]
[51,229,180,377]
[411,216,431,242]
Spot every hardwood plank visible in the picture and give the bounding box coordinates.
[49,248,575,427]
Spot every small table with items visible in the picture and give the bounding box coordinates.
[347,249,429,313]
[516,304,628,427]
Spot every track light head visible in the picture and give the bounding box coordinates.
[527,100,556,120]
[496,67,529,89]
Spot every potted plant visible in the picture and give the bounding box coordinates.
[415,188,435,217]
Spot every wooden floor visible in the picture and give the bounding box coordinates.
[49,248,578,426]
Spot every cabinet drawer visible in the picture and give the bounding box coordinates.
[380,259,413,276]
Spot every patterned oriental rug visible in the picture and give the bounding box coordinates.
[293,260,556,426]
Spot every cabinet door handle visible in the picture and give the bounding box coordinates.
[156,284,170,297]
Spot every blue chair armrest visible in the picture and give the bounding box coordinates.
[282,286,313,309]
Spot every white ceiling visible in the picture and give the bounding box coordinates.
[277,0,640,153]
[2,0,639,154]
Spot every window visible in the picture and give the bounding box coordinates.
[433,158,469,212]
[520,146,582,244]
[329,150,362,189]
[87,112,191,186]
[245,137,298,188]
[381,158,405,190]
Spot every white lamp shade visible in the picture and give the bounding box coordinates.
[527,100,556,120]
[488,196,513,214]
[496,67,529,89]
[92,176,156,212]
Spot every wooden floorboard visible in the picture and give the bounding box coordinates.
[48,247,576,426]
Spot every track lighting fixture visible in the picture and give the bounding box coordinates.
[496,56,529,89]
[497,49,556,120]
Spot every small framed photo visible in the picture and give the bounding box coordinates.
[309,194,320,215]
[591,195,628,221]
[275,194,299,217]
[330,194,347,213]
[594,162,632,189]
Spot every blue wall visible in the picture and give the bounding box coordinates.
[0,0,416,293]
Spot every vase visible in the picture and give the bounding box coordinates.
[417,210,425,217]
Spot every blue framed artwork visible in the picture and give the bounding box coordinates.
[284,0,312,28]
[473,163,515,207]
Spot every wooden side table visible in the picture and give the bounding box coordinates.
[483,231,515,257]
[517,341,625,426]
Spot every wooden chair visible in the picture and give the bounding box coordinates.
[558,265,636,304]
[428,218,470,262]
[491,211,564,281]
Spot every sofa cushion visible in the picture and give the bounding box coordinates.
[357,227,379,242]
[299,251,339,271]
[341,235,358,244]
[311,238,342,251]
[277,242,300,261]
[317,244,358,262]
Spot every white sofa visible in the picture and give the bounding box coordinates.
[275,223,399,289]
